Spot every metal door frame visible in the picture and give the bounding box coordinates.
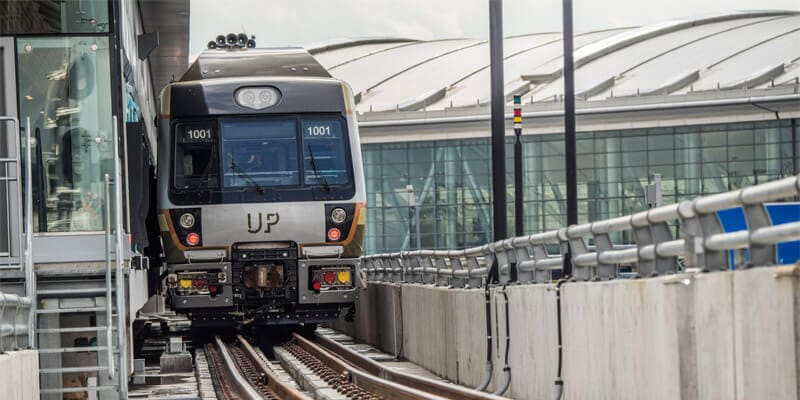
[0,36,22,267]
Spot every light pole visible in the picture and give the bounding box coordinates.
[489,0,507,241]
[562,0,577,277]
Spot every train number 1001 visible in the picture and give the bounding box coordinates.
[306,125,331,136]
[185,128,213,141]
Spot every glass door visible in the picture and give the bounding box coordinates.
[16,36,113,233]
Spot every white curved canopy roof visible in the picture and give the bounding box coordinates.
[309,10,800,113]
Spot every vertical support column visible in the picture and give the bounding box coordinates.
[466,256,484,288]
[592,230,617,280]
[743,203,776,267]
[514,245,533,283]
[632,211,676,276]
[450,255,467,288]
[566,229,591,281]
[680,201,728,271]
[489,0,507,241]
[562,0,577,277]
[24,117,35,348]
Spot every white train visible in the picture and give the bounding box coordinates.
[157,37,366,327]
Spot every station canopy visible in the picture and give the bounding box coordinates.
[304,10,800,113]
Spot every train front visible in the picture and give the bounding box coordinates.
[156,48,366,327]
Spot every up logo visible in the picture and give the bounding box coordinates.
[247,212,280,234]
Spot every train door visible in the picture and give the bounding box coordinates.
[0,36,21,268]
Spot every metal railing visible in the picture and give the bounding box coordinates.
[0,116,36,347]
[103,173,116,380]
[0,116,23,270]
[0,291,32,351]
[102,115,129,397]
[362,174,800,286]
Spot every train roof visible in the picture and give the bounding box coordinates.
[179,47,332,82]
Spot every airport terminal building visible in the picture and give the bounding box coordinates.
[307,10,800,253]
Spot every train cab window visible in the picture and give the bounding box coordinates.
[221,118,300,188]
[302,118,350,186]
[174,124,219,189]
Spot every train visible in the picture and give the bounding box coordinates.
[156,34,366,327]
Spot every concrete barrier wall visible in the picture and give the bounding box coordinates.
[332,267,799,399]
[0,349,39,400]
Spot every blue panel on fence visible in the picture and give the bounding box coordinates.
[717,203,800,268]
[766,203,800,264]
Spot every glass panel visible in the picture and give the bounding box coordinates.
[302,118,349,185]
[17,36,112,232]
[1,0,110,34]
[173,122,219,190]
[221,118,299,188]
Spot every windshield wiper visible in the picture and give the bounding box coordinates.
[227,157,265,194]
[307,145,331,193]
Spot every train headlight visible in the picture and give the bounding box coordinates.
[330,207,347,224]
[234,87,281,110]
[179,213,195,229]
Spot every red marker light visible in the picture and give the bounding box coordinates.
[311,280,322,291]
[327,228,341,241]
[208,285,218,294]
[186,232,200,246]
[323,271,336,284]
[193,278,206,289]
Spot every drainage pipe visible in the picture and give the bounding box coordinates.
[493,285,511,395]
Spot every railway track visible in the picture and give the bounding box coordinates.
[207,332,507,400]
[207,335,308,400]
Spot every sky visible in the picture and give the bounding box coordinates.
[189,0,800,59]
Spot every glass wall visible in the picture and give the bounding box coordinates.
[17,36,113,232]
[0,0,109,34]
[363,119,797,254]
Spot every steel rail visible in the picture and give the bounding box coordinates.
[291,333,450,400]
[212,336,264,400]
[311,332,509,400]
[235,335,310,400]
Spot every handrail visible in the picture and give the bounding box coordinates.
[362,174,800,285]
[0,291,32,351]
[103,174,115,380]
[24,117,34,347]
[112,115,129,398]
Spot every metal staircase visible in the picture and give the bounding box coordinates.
[36,273,125,399]
[0,115,130,399]
[35,118,130,399]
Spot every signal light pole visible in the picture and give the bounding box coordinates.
[489,0,507,241]
[513,96,524,236]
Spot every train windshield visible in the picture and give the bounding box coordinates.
[171,115,354,204]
